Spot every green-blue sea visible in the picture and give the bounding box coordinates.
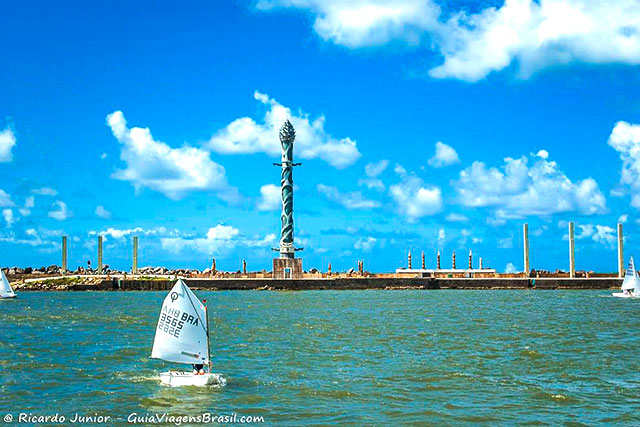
[1,290,639,425]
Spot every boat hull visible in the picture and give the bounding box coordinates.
[159,371,225,387]
[612,292,638,298]
[0,295,16,299]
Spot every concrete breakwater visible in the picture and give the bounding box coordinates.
[13,277,622,291]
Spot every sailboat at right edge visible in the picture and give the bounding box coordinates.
[613,257,640,298]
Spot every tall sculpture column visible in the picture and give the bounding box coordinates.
[278,120,298,259]
[272,120,303,278]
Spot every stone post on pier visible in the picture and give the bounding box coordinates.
[97,235,103,274]
[62,235,68,274]
[468,250,472,270]
[452,251,456,269]
[618,223,624,278]
[211,258,216,277]
[479,257,483,270]
[132,236,138,274]
[408,251,412,269]
[569,222,576,278]
[421,251,425,269]
[242,259,247,275]
[523,223,530,277]
[328,262,332,275]
[437,251,441,270]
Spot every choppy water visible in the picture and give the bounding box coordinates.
[1,290,639,425]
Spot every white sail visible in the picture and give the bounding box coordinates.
[0,270,16,298]
[151,280,209,365]
[621,257,640,291]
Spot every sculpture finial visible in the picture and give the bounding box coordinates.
[279,120,296,143]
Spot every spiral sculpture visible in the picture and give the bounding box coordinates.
[279,120,296,258]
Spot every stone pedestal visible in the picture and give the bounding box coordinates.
[273,258,303,279]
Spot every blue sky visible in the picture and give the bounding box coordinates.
[2,0,640,273]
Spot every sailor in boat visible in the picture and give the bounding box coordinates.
[192,364,205,375]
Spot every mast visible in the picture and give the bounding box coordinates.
[204,299,211,372]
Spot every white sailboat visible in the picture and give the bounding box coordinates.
[0,270,17,299]
[151,280,224,387]
[613,257,640,298]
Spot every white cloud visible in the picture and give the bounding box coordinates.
[365,159,389,177]
[256,0,440,48]
[608,120,640,208]
[505,262,518,274]
[48,201,72,221]
[619,214,628,224]
[2,209,15,227]
[31,187,58,196]
[389,172,442,220]
[317,183,381,209]
[432,0,640,81]
[428,141,459,168]
[106,110,237,201]
[95,205,112,219]
[18,196,34,216]
[437,228,446,240]
[0,228,61,249]
[101,152,107,159]
[207,91,361,169]
[0,190,14,207]
[257,184,281,211]
[445,213,468,222]
[359,160,389,191]
[259,0,640,81]
[354,236,377,252]
[90,226,169,240]
[574,224,617,246]
[0,127,16,162]
[535,149,549,159]
[455,153,606,217]
[161,225,276,255]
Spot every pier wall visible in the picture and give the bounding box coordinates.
[59,277,622,291]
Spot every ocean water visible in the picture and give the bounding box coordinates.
[0,290,639,426]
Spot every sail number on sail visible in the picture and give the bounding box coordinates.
[158,306,200,338]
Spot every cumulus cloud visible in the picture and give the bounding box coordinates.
[0,227,61,250]
[389,168,442,220]
[437,228,446,240]
[574,224,617,246]
[258,0,640,81]
[19,196,34,216]
[317,183,381,209]
[256,0,440,48]
[207,91,361,169]
[2,209,15,227]
[0,190,14,207]
[505,262,518,273]
[31,187,58,196]
[354,236,377,252]
[48,201,72,221]
[359,159,389,190]
[257,184,281,211]
[0,127,16,162]
[428,141,459,168]
[106,110,237,201]
[608,120,640,208]
[455,153,606,217]
[89,226,169,240]
[95,205,112,219]
[161,225,276,254]
[618,214,628,224]
[445,213,468,222]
